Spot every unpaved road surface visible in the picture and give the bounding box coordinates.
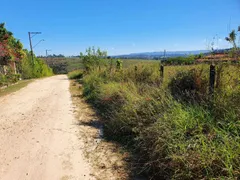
[0,75,94,180]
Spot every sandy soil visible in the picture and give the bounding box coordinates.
[69,81,129,180]
[0,75,94,180]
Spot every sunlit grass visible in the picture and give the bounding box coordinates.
[0,80,33,97]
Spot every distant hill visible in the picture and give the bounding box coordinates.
[113,50,210,59]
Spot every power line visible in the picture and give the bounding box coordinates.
[33,39,44,49]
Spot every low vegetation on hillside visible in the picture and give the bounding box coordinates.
[69,45,240,179]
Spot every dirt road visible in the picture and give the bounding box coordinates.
[0,75,93,180]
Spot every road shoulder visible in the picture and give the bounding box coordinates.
[69,80,129,180]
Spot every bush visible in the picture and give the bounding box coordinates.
[0,73,21,87]
[169,69,208,104]
[6,73,21,83]
[20,53,53,79]
[0,74,7,87]
[68,70,83,79]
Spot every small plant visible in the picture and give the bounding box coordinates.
[116,59,123,70]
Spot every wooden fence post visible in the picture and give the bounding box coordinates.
[135,66,138,79]
[209,64,216,98]
[160,65,164,84]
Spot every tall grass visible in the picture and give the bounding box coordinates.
[68,70,83,79]
[77,63,240,179]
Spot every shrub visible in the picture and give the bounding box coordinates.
[6,73,20,83]
[20,53,53,79]
[168,68,208,104]
[0,74,7,87]
[123,64,160,85]
[68,70,83,79]
[0,73,21,87]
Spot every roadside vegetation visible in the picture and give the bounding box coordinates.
[0,79,32,97]
[68,70,83,80]
[69,42,240,179]
[0,23,53,88]
[42,57,83,74]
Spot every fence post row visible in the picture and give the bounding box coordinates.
[209,64,216,98]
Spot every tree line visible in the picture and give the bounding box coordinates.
[0,23,53,87]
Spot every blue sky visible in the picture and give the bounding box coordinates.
[1,0,240,56]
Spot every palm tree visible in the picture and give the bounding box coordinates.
[225,30,237,49]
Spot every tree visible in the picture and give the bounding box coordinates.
[80,47,107,72]
[225,26,240,59]
[225,30,237,49]
[0,23,25,68]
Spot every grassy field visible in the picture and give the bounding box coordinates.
[70,59,240,179]
[42,57,159,74]
[42,57,83,74]
[121,59,159,67]
[0,80,33,97]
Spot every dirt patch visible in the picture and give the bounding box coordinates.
[70,80,129,180]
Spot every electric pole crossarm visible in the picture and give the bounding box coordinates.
[30,32,41,38]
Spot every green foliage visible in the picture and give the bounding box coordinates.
[68,70,83,79]
[80,47,107,72]
[116,59,123,70]
[169,69,209,103]
[0,23,52,87]
[0,23,25,65]
[164,55,196,65]
[225,26,240,59]
[0,73,21,87]
[20,51,53,79]
[226,30,237,49]
[80,62,240,179]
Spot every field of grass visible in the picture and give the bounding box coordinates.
[0,80,33,97]
[121,59,159,68]
[70,60,240,179]
[42,57,159,74]
[42,57,83,74]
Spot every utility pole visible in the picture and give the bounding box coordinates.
[46,49,51,57]
[28,32,33,64]
[28,32,42,64]
[163,49,166,60]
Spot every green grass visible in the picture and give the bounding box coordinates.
[78,62,240,179]
[42,57,159,74]
[0,80,33,97]
[68,70,83,79]
[42,57,84,74]
[121,59,159,68]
